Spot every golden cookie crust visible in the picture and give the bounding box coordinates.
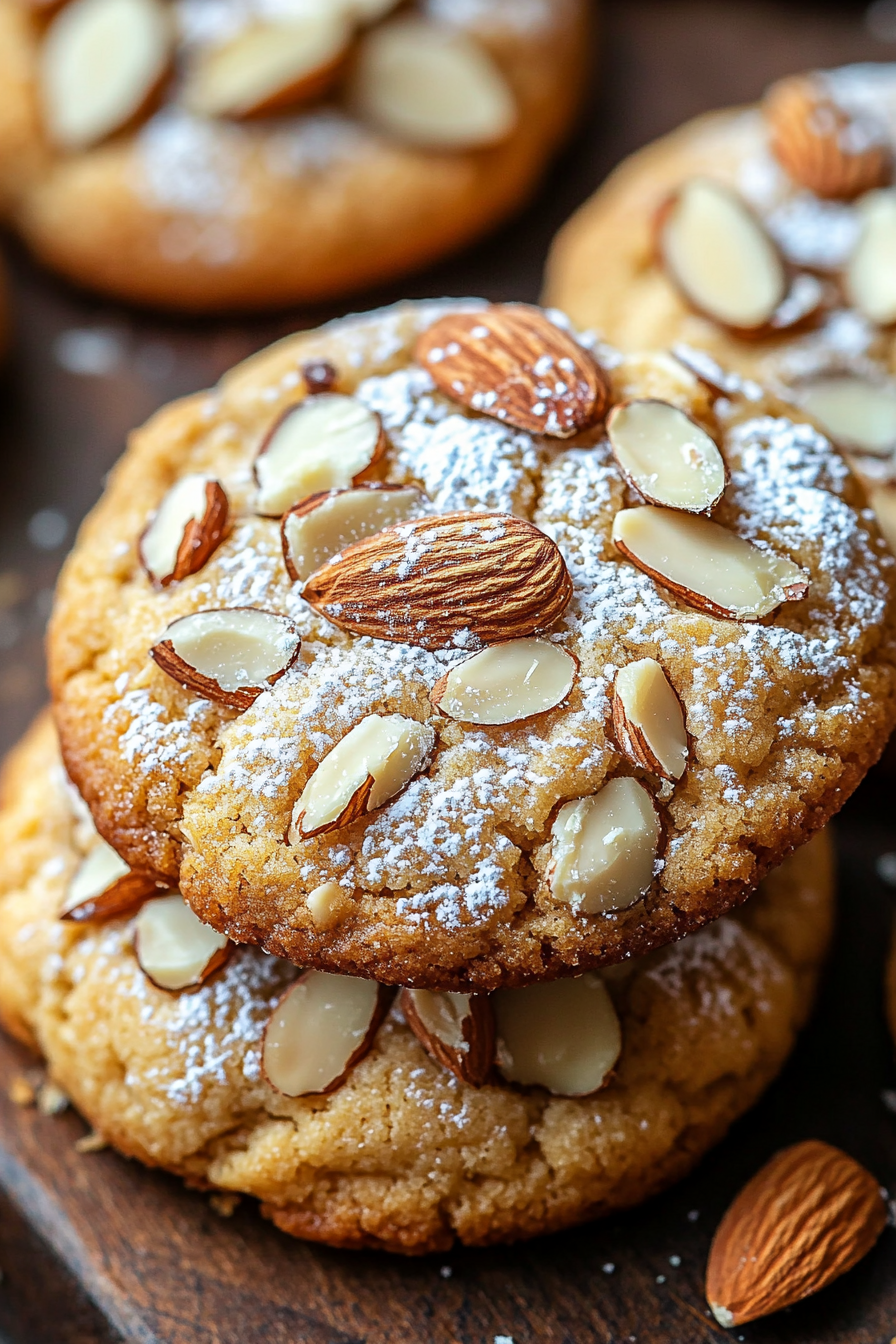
[0,715,834,1253]
[48,300,896,989]
[543,65,896,385]
[0,0,588,311]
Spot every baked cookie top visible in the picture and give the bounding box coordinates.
[0,716,834,1253]
[544,63,896,546]
[0,0,586,308]
[48,299,896,989]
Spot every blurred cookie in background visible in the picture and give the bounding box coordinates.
[0,0,589,310]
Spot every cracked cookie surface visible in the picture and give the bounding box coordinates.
[0,715,834,1253]
[48,300,896,987]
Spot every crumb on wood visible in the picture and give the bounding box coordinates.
[36,1081,70,1116]
[209,1192,240,1218]
[75,1130,108,1154]
[8,1074,36,1107]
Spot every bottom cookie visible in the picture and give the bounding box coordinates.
[0,716,834,1254]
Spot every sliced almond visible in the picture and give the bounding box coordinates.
[430,638,575,726]
[254,394,386,518]
[182,14,351,119]
[706,1140,887,1326]
[607,399,726,513]
[795,374,896,456]
[263,970,391,1097]
[135,893,231,992]
[612,659,688,781]
[847,189,896,325]
[612,506,809,621]
[764,73,892,201]
[40,0,172,150]
[658,179,787,332]
[302,511,573,650]
[60,838,163,923]
[306,880,353,930]
[150,607,301,710]
[290,713,435,840]
[139,474,228,587]
[351,16,517,150]
[281,485,425,582]
[869,484,896,554]
[416,305,609,439]
[493,974,621,1096]
[401,988,494,1087]
[547,777,661,916]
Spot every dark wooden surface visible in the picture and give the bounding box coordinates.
[3,2,896,1340]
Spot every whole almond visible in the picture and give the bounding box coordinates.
[764,73,892,200]
[705,1140,887,1326]
[416,305,610,438]
[301,511,572,650]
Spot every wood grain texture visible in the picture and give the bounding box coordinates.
[1,2,896,1340]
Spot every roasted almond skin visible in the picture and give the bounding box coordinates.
[263,978,395,1097]
[416,305,610,438]
[765,73,892,200]
[705,1140,887,1326]
[400,989,495,1087]
[301,511,573,650]
[61,871,167,923]
[139,479,229,588]
[140,941,234,995]
[150,607,302,710]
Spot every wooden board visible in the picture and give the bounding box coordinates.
[1,3,896,1340]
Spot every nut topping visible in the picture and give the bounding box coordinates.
[306,880,352,930]
[612,506,809,621]
[430,637,576,725]
[302,511,573,650]
[60,838,163,923]
[847,189,896,326]
[182,12,352,119]
[263,970,391,1097]
[493,974,621,1096]
[40,0,172,149]
[301,359,338,394]
[150,608,301,710]
[281,485,425,582]
[868,483,896,554]
[547,777,661,915]
[795,373,896,456]
[351,16,517,149]
[658,179,787,332]
[135,893,231,992]
[612,659,688,781]
[706,1140,887,1327]
[401,989,495,1087]
[416,305,610,438]
[290,713,435,840]
[139,474,228,587]
[254,394,386,518]
[764,73,892,200]
[607,399,727,513]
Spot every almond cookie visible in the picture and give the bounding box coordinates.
[544,62,896,551]
[47,299,896,988]
[0,715,834,1252]
[0,0,587,310]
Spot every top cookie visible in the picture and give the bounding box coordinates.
[0,0,587,309]
[49,299,896,989]
[544,62,896,547]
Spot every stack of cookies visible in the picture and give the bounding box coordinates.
[1,298,894,1252]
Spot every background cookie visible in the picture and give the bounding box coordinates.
[48,300,896,989]
[0,0,587,310]
[0,714,835,1254]
[542,63,896,547]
